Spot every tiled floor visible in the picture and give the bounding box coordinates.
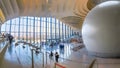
[0,42,120,68]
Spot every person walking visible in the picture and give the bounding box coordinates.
[55,52,59,62]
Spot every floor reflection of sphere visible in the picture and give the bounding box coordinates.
[82,1,120,57]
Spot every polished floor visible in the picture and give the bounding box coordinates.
[0,42,120,68]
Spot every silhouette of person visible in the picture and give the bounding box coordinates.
[55,52,59,62]
[49,51,53,60]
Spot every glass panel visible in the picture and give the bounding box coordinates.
[1,16,72,43]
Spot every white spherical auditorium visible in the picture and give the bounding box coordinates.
[82,1,120,57]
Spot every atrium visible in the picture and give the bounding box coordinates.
[0,0,120,68]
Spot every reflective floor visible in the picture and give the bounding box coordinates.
[0,42,72,68]
[0,42,120,68]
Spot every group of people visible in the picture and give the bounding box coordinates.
[49,51,59,62]
[49,43,66,62]
[5,33,13,44]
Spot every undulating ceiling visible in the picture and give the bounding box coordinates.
[0,0,115,30]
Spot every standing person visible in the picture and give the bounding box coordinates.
[9,35,13,44]
[49,51,53,60]
[50,42,53,48]
[55,52,59,62]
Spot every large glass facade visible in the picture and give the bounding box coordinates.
[1,16,74,43]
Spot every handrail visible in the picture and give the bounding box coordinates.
[88,58,96,68]
[54,62,66,68]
